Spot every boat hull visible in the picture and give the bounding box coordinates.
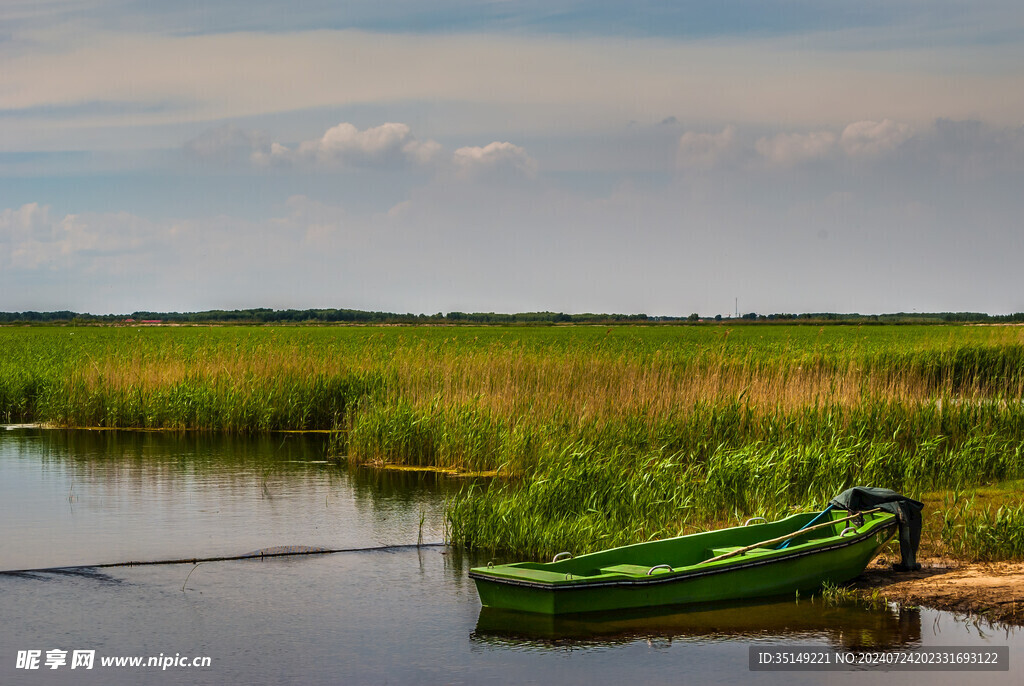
[470,511,897,615]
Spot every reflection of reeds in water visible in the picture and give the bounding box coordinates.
[471,597,923,652]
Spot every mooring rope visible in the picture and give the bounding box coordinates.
[0,542,447,576]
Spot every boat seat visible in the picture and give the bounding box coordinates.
[599,564,666,576]
[708,546,775,559]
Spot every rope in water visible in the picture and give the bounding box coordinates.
[0,542,447,576]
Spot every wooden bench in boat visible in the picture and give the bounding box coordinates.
[707,546,776,558]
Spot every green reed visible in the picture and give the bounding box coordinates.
[446,425,1024,558]
[3,324,1024,431]
[939,495,1024,561]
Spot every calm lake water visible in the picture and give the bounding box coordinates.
[1,427,1020,685]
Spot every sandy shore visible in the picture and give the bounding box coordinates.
[855,558,1024,626]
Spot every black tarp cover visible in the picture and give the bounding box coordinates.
[830,487,924,571]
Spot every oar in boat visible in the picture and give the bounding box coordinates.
[777,504,834,550]
[704,508,884,564]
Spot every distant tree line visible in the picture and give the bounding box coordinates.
[1,309,1023,326]
[0,309,652,325]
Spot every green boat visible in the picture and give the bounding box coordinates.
[470,507,900,615]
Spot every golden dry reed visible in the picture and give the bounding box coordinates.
[2,323,1024,437]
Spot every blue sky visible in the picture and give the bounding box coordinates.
[2,1,1023,315]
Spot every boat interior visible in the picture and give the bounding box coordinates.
[481,510,895,584]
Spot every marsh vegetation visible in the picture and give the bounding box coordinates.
[2,324,1023,560]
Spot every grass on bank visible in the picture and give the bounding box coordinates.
[444,436,1024,560]
[929,481,1024,561]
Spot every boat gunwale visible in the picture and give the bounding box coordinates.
[469,516,897,591]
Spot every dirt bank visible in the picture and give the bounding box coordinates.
[855,558,1024,626]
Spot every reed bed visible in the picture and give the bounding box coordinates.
[445,429,1024,558]
[2,324,1023,558]
[938,491,1024,561]
[3,325,1023,431]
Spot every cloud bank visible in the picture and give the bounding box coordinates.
[674,118,1005,172]
[184,121,539,181]
[755,131,837,166]
[840,119,914,157]
[452,142,536,178]
[4,26,1024,154]
[253,122,441,168]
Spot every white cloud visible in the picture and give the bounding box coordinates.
[0,202,52,242]
[302,122,436,165]
[755,130,837,166]
[840,119,913,157]
[2,204,153,270]
[451,141,536,178]
[254,142,292,167]
[676,126,737,169]
[186,121,550,179]
[251,122,440,169]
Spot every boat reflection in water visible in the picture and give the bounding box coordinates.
[472,597,921,651]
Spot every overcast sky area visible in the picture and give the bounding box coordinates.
[2,1,1023,316]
